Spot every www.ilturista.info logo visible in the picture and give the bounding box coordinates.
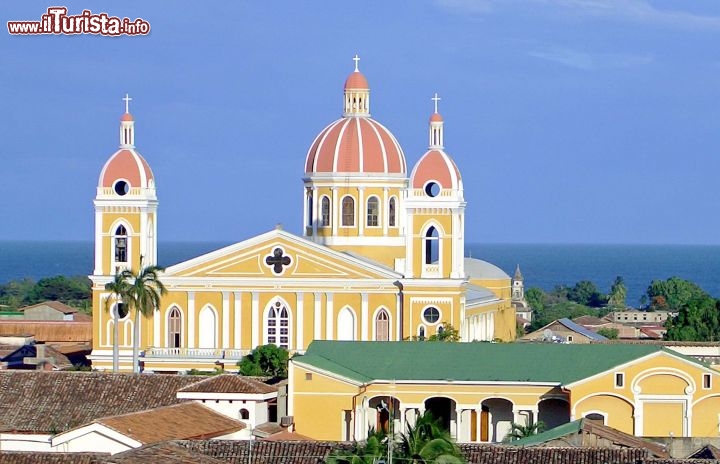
[7,7,150,36]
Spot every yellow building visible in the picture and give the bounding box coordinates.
[289,341,720,442]
[88,59,515,372]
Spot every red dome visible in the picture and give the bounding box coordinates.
[99,148,154,189]
[344,71,369,90]
[410,149,461,190]
[430,112,443,123]
[121,113,134,122]
[305,117,406,175]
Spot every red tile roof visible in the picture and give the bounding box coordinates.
[178,374,277,394]
[178,440,339,464]
[0,452,107,463]
[459,445,649,464]
[95,402,245,444]
[0,371,201,433]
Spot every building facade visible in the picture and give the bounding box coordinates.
[89,59,516,372]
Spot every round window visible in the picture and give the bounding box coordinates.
[115,303,129,319]
[423,307,440,324]
[114,180,130,196]
[424,182,441,197]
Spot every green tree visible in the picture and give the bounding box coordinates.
[607,276,627,309]
[428,323,460,342]
[238,344,289,378]
[525,287,545,312]
[664,296,720,341]
[647,277,709,312]
[104,271,129,373]
[507,421,545,441]
[327,428,387,464]
[397,412,465,464]
[119,259,167,374]
[596,327,619,339]
[567,280,605,307]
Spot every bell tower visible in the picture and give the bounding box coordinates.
[406,94,466,279]
[93,94,158,276]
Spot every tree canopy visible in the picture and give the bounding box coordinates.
[0,276,91,312]
[664,295,720,341]
[238,344,289,378]
[646,277,709,311]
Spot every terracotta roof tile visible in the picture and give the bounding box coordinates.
[459,445,649,464]
[19,301,79,315]
[95,441,225,464]
[178,374,277,394]
[261,429,314,441]
[0,451,107,463]
[96,402,244,444]
[178,439,338,464]
[0,371,202,433]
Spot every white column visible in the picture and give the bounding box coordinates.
[382,187,388,235]
[251,292,260,349]
[234,292,242,348]
[222,291,230,349]
[331,187,338,236]
[405,212,414,277]
[475,408,482,442]
[153,308,160,347]
[187,292,196,349]
[358,187,365,236]
[94,209,103,275]
[325,293,334,340]
[634,401,643,436]
[314,292,322,340]
[296,292,304,350]
[140,212,148,266]
[312,187,318,237]
[303,188,309,234]
[361,293,369,341]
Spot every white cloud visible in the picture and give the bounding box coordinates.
[528,46,653,70]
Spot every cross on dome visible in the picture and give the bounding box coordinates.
[353,54,360,72]
[432,93,441,114]
[123,93,132,114]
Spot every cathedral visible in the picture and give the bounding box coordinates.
[89,58,516,372]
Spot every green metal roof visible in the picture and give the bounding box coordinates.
[295,341,670,384]
[510,419,584,447]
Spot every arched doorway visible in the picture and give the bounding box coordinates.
[481,398,513,442]
[538,398,570,430]
[424,397,455,434]
[198,306,217,348]
[369,396,400,435]
[337,307,356,341]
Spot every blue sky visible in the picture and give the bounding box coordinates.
[1,1,719,244]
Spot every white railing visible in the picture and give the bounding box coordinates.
[423,264,440,277]
[143,347,245,360]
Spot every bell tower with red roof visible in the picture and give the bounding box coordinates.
[93,94,158,277]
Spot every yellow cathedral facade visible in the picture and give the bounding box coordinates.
[89,58,516,372]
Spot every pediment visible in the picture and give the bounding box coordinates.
[164,230,400,280]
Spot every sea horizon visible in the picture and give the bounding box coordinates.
[2,240,719,308]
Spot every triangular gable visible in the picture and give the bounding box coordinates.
[164,229,401,280]
[564,347,717,389]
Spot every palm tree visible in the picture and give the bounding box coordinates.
[327,430,386,464]
[120,257,167,374]
[104,270,129,373]
[507,421,545,441]
[398,412,465,464]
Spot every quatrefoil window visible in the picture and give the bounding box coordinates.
[265,247,292,274]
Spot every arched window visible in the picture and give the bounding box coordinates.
[418,325,426,340]
[337,307,356,341]
[240,409,250,420]
[375,310,389,341]
[424,226,439,264]
[114,225,128,263]
[168,307,181,348]
[341,196,355,226]
[388,197,396,227]
[266,301,289,349]
[198,306,217,348]
[366,197,379,227]
[321,196,331,227]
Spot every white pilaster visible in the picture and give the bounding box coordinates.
[187,292,196,349]
[314,292,322,340]
[222,291,230,349]
[361,293,369,341]
[358,187,365,236]
[382,187,388,235]
[312,187,318,237]
[153,308,160,347]
[296,292,304,350]
[94,210,103,275]
[325,293,334,340]
[251,292,260,349]
[331,187,338,236]
[234,292,242,348]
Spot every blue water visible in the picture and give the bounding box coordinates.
[1,241,719,307]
